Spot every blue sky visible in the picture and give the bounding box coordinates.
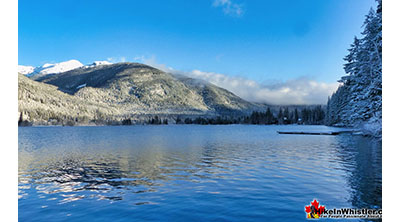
[18,0,377,104]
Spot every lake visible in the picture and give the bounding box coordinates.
[18,125,382,221]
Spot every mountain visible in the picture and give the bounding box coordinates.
[85,61,113,67]
[19,59,84,78]
[18,65,35,75]
[19,62,264,125]
[18,73,115,126]
[18,60,113,79]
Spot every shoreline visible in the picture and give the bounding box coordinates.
[19,123,381,139]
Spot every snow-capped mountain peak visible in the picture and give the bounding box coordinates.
[18,65,35,75]
[18,59,113,77]
[93,61,112,66]
[42,63,54,68]
[34,60,84,75]
[85,61,113,68]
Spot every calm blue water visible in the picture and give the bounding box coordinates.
[18,125,381,221]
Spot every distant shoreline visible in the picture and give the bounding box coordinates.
[19,123,381,139]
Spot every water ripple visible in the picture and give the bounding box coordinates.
[19,125,381,221]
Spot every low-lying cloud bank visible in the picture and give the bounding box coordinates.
[182,70,339,105]
[139,57,339,105]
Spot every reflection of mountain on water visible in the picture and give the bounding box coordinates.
[20,155,161,203]
[18,141,233,204]
[18,125,382,221]
[335,136,382,209]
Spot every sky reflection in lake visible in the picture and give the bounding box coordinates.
[19,125,381,222]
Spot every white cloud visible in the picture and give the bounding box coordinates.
[133,55,173,72]
[107,56,127,63]
[213,0,244,17]
[136,56,339,105]
[182,70,339,105]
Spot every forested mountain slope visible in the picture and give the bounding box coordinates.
[19,63,264,125]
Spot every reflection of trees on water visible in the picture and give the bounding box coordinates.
[19,148,174,203]
[18,143,236,204]
[18,126,261,205]
[336,136,382,209]
[25,156,161,202]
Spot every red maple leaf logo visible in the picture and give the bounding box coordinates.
[305,199,325,218]
[305,205,311,213]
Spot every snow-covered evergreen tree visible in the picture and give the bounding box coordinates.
[326,0,382,136]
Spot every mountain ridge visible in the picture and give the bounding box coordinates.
[19,62,266,125]
[18,59,113,79]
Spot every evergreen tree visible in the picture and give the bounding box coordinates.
[294,108,299,124]
[326,0,381,134]
[266,108,274,124]
[283,107,290,124]
[176,116,182,124]
[277,108,283,124]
